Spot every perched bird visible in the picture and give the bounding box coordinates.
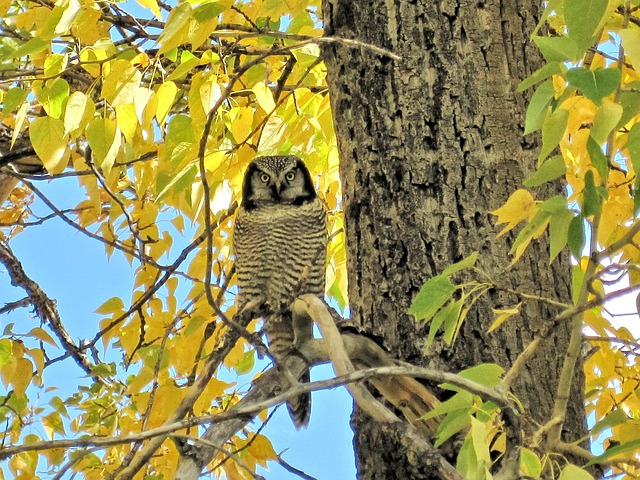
[233,155,328,428]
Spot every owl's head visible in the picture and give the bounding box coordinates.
[241,155,317,210]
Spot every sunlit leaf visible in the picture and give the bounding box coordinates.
[102,59,142,107]
[157,2,192,54]
[491,189,536,237]
[29,116,69,174]
[85,117,120,173]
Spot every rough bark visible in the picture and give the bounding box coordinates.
[322,0,587,478]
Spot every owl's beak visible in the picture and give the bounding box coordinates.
[271,181,282,197]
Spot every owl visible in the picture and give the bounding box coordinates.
[233,155,328,428]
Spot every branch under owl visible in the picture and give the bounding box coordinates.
[172,294,521,480]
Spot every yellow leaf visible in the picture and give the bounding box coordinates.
[102,59,142,107]
[488,303,521,333]
[223,339,245,369]
[510,217,549,264]
[620,29,640,72]
[115,103,138,143]
[25,347,45,375]
[157,2,191,54]
[252,81,276,113]
[156,81,178,125]
[71,6,103,45]
[5,357,33,396]
[27,327,58,347]
[200,79,222,115]
[79,47,103,78]
[0,0,10,16]
[231,106,254,144]
[95,296,125,315]
[248,434,277,465]
[134,87,156,131]
[64,91,93,135]
[490,189,536,237]
[193,378,234,414]
[29,116,69,174]
[85,117,120,174]
[135,0,161,18]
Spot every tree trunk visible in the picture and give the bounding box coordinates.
[322,0,587,477]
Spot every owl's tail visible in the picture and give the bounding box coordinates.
[287,368,311,429]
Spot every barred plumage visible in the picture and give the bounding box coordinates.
[233,155,328,428]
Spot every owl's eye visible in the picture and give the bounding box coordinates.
[259,173,270,183]
[285,171,296,181]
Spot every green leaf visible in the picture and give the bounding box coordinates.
[520,448,543,477]
[539,195,568,215]
[29,116,69,174]
[425,299,462,348]
[2,87,28,114]
[619,29,640,72]
[434,407,472,447]
[568,215,585,258]
[572,262,586,304]
[137,345,170,370]
[549,209,574,262]
[441,252,478,276]
[618,89,640,129]
[89,362,117,377]
[38,78,70,119]
[583,170,602,217]
[43,53,67,77]
[458,363,504,389]
[586,439,640,466]
[0,339,12,369]
[539,107,568,161]
[559,464,594,480]
[443,296,465,345]
[532,36,579,62]
[166,53,200,81]
[408,275,456,322]
[517,62,564,92]
[524,80,554,135]
[566,67,621,105]
[510,209,552,255]
[591,409,628,436]
[591,100,622,145]
[13,37,50,58]
[524,155,566,187]
[156,2,192,54]
[627,123,640,174]
[235,350,255,375]
[586,137,609,182]
[564,0,608,52]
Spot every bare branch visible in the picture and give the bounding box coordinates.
[0,241,98,378]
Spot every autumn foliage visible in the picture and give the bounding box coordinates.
[0,0,639,478]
